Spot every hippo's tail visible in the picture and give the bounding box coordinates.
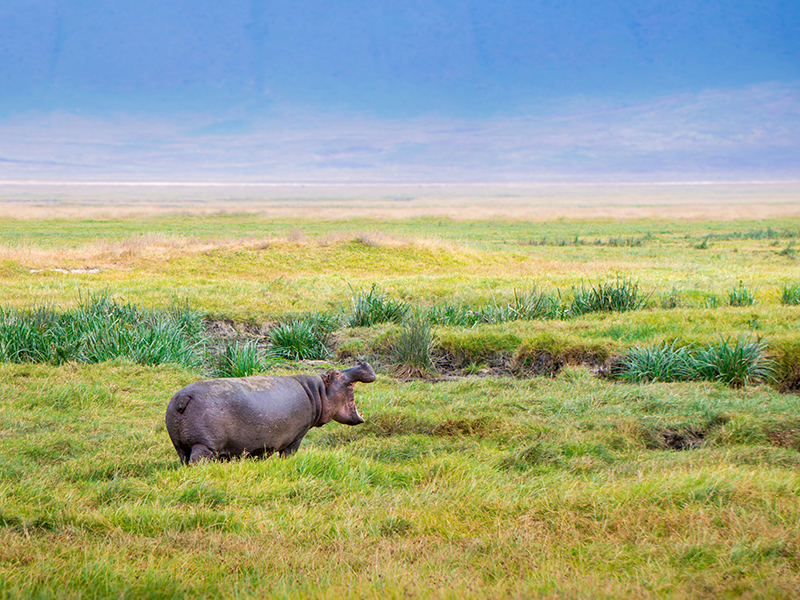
[172,393,192,414]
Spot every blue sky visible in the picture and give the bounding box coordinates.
[1,1,798,181]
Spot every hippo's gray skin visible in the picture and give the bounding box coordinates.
[165,362,376,464]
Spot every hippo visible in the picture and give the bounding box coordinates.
[165,361,376,464]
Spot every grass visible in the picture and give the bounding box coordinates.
[1,214,800,597]
[692,336,776,388]
[0,293,204,368]
[781,283,800,305]
[0,216,798,320]
[268,314,337,361]
[1,361,800,598]
[346,283,408,327]
[728,281,756,307]
[620,340,695,383]
[427,287,558,327]
[209,341,268,378]
[566,277,645,316]
[620,336,775,387]
[388,312,435,377]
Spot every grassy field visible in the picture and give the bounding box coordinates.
[1,211,800,598]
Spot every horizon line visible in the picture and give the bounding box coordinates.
[2,179,800,188]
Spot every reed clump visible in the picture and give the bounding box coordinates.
[621,336,775,387]
[0,293,204,368]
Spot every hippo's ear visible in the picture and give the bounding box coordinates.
[323,369,340,387]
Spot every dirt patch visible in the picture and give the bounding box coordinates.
[203,319,275,357]
[432,348,567,378]
[765,425,800,451]
[777,364,800,395]
[661,429,706,451]
[363,413,434,437]
[512,351,564,378]
[432,417,491,438]
[432,349,513,377]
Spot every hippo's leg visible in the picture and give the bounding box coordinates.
[279,438,303,458]
[176,447,189,465]
[189,444,215,463]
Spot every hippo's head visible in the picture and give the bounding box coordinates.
[321,361,376,426]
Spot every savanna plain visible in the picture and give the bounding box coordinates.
[1,192,800,599]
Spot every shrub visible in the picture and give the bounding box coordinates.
[728,282,755,307]
[567,278,644,317]
[268,314,336,361]
[780,284,800,306]
[346,284,408,327]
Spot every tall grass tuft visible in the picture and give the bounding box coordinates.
[659,287,682,309]
[780,284,800,305]
[427,301,480,327]
[210,341,267,378]
[389,312,435,377]
[728,282,755,307]
[0,293,205,367]
[346,284,408,327]
[619,336,776,387]
[621,341,694,383]
[691,336,775,388]
[507,288,560,320]
[567,278,644,317]
[268,313,336,361]
[428,288,558,326]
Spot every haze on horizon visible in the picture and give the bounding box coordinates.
[1,1,798,184]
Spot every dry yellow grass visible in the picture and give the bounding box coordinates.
[1,181,799,220]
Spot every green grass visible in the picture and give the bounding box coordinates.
[692,336,776,388]
[268,314,337,361]
[620,340,695,383]
[566,278,645,316]
[346,283,408,327]
[0,293,204,367]
[388,312,435,377]
[209,341,269,378]
[781,283,800,305]
[1,361,800,598]
[728,281,756,307]
[620,336,775,387]
[1,214,800,597]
